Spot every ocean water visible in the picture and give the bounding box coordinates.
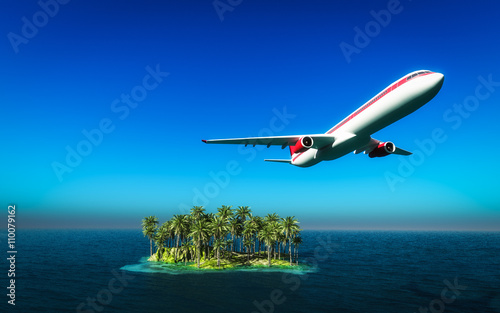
[2,230,500,312]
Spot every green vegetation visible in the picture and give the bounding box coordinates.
[141,216,159,257]
[141,206,302,270]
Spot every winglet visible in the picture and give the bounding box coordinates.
[201,140,207,143]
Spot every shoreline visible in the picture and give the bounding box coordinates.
[148,247,301,270]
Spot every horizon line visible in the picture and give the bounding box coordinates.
[6,226,500,232]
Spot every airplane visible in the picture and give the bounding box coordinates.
[202,70,444,167]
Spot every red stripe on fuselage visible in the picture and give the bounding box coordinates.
[326,72,433,134]
[291,72,433,163]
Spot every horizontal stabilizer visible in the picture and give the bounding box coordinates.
[264,159,291,164]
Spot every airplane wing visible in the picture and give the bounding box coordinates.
[202,134,335,149]
[354,137,412,155]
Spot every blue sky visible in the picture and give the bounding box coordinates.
[1,0,499,230]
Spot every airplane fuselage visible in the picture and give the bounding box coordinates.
[291,71,444,167]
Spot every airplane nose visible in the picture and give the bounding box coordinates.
[434,72,444,85]
[430,72,444,90]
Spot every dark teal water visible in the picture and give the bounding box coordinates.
[1,230,500,312]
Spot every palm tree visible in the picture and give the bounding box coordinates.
[184,215,192,246]
[259,226,274,267]
[170,214,188,262]
[181,241,191,265]
[190,206,205,221]
[264,213,280,224]
[154,223,169,260]
[189,219,210,268]
[267,220,280,259]
[212,239,225,269]
[164,220,174,248]
[142,216,159,256]
[236,206,251,252]
[217,205,233,220]
[280,216,300,265]
[247,215,262,254]
[243,238,253,261]
[277,232,286,260]
[204,213,215,259]
[229,217,241,252]
[235,206,252,222]
[252,216,264,255]
[211,215,229,266]
[243,220,257,258]
[235,219,244,253]
[225,239,234,259]
[265,214,280,258]
[211,215,229,240]
[292,236,302,265]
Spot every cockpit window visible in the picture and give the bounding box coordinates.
[406,70,431,81]
[407,73,417,80]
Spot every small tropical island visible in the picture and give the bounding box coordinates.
[141,205,303,270]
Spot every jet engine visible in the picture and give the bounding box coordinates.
[289,136,314,155]
[301,136,313,148]
[368,141,396,158]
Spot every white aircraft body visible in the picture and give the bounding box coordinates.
[202,70,444,167]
